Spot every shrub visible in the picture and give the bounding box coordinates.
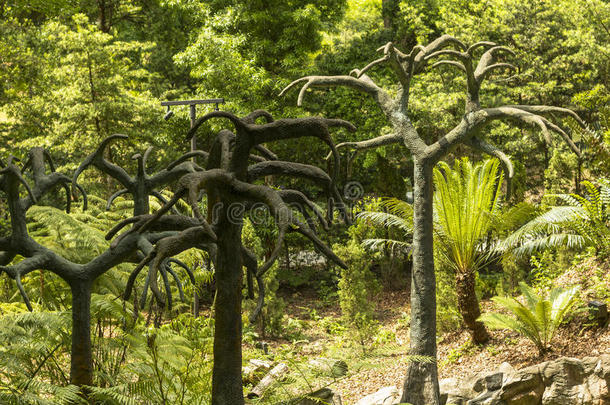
[334,240,381,353]
[479,282,580,355]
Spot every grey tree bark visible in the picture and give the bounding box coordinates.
[70,280,93,387]
[281,35,584,404]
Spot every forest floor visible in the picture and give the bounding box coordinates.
[251,257,610,404]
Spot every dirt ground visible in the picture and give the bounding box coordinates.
[270,282,610,404]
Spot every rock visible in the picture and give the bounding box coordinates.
[500,363,544,403]
[440,377,470,405]
[468,372,503,395]
[292,387,342,405]
[440,355,610,405]
[248,363,289,398]
[242,359,273,385]
[469,372,489,394]
[498,362,516,383]
[594,354,610,379]
[541,357,597,405]
[505,387,545,405]
[308,358,348,377]
[467,390,501,405]
[355,386,401,405]
[540,357,585,384]
[485,372,504,391]
[582,356,600,375]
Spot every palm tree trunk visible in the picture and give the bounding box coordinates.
[456,271,490,344]
[401,158,440,405]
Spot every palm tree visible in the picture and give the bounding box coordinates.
[358,158,504,344]
[501,179,610,258]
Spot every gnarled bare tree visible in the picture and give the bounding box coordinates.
[100,109,353,404]
[281,36,584,404]
[1,110,352,403]
[0,142,204,387]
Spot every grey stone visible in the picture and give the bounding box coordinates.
[540,357,585,385]
[292,388,342,405]
[355,386,400,405]
[498,362,516,384]
[485,373,504,391]
[467,390,501,405]
[470,373,488,394]
[540,357,600,405]
[439,356,610,405]
[440,378,471,405]
[499,364,544,404]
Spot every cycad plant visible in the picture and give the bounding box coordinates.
[358,158,504,344]
[433,158,503,344]
[479,282,579,355]
[357,197,413,255]
[501,179,610,257]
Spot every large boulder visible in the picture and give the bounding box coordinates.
[379,355,610,405]
[500,363,545,405]
[444,356,610,405]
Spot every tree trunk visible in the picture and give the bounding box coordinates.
[456,271,490,344]
[70,280,93,387]
[211,207,244,405]
[382,0,400,31]
[401,159,440,405]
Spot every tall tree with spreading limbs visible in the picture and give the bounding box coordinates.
[118,109,352,404]
[281,35,584,404]
[1,110,351,404]
[0,110,355,405]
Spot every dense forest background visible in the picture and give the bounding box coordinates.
[2,0,608,195]
[1,0,609,403]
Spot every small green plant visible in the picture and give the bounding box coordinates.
[334,240,381,354]
[529,251,565,289]
[479,282,580,355]
[440,341,476,367]
[318,316,347,336]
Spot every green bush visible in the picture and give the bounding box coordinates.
[334,240,381,353]
[479,282,580,355]
[501,178,610,258]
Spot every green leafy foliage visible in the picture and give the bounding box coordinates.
[479,282,580,355]
[502,179,610,257]
[334,240,381,353]
[0,309,74,403]
[433,158,503,275]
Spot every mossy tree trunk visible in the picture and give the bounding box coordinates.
[70,280,93,387]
